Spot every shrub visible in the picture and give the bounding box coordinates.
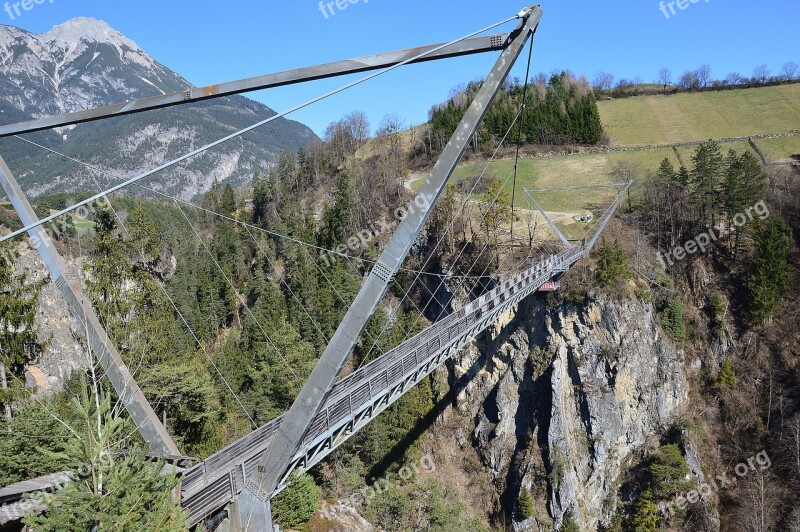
[518,489,534,520]
[717,358,737,388]
[272,473,321,530]
[594,238,630,288]
[661,297,686,348]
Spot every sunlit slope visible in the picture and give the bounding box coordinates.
[597,84,800,146]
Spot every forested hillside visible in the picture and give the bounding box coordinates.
[421,72,603,158]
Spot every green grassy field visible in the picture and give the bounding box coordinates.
[598,84,800,146]
[408,84,799,222]
[49,209,95,232]
[674,141,754,166]
[418,147,678,211]
[753,136,800,161]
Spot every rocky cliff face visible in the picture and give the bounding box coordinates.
[432,291,688,530]
[11,242,86,392]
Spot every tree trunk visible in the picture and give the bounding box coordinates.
[1,361,12,423]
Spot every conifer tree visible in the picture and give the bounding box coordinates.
[675,165,691,188]
[85,206,131,338]
[717,358,737,388]
[723,149,747,250]
[648,444,693,500]
[738,151,767,206]
[23,374,187,531]
[321,172,355,248]
[594,238,630,288]
[661,297,686,348]
[219,184,237,218]
[271,472,321,530]
[748,218,793,323]
[690,141,724,227]
[657,157,676,183]
[630,490,660,532]
[517,489,534,519]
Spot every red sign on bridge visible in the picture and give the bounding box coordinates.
[538,281,560,292]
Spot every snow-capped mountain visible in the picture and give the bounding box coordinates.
[0,18,318,198]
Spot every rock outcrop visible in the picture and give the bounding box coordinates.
[13,242,87,393]
[437,291,688,530]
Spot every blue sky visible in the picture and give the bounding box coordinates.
[3,0,799,137]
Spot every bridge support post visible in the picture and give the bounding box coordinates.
[236,5,544,520]
[233,487,272,531]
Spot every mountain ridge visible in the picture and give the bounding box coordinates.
[0,17,319,199]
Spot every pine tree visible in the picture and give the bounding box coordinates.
[661,297,686,348]
[0,243,47,420]
[219,184,237,218]
[84,206,131,338]
[0,391,74,484]
[738,151,767,207]
[748,218,793,323]
[517,489,534,519]
[723,149,746,217]
[675,165,691,188]
[657,158,676,183]
[717,358,737,388]
[23,375,187,531]
[690,141,725,227]
[594,238,630,288]
[271,472,321,529]
[722,149,747,251]
[648,444,693,500]
[630,490,660,531]
[251,173,273,225]
[321,172,355,248]
[127,205,162,271]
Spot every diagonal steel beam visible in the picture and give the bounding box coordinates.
[0,156,180,457]
[523,191,573,248]
[236,6,543,530]
[586,182,632,250]
[0,34,509,138]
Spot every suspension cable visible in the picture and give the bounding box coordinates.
[509,35,535,246]
[14,133,512,281]
[357,110,525,367]
[358,108,521,366]
[60,154,258,429]
[0,13,521,245]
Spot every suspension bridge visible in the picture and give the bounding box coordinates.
[0,5,630,530]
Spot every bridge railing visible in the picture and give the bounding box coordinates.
[180,246,586,525]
